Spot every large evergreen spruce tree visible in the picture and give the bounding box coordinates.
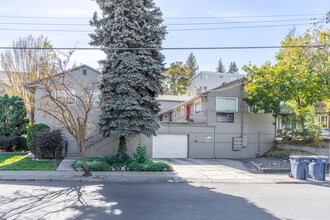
[90,0,166,155]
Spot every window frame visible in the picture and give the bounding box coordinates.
[194,99,202,114]
[216,97,238,112]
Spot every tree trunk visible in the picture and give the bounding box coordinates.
[118,136,127,158]
[30,111,35,125]
[296,96,306,140]
[274,117,277,141]
[77,142,91,177]
[300,116,306,141]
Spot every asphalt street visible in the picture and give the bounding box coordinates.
[0,181,329,220]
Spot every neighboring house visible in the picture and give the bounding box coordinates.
[277,101,330,132]
[24,65,102,155]
[0,71,10,95]
[187,71,246,96]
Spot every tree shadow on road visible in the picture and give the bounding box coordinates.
[0,181,280,220]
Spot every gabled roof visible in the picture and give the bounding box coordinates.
[157,95,191,102]
[190,71,246,81]
[24,64,101,91]
[200,77,247,95]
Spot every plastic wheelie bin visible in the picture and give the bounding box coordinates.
[289,156,310,180]
[309,157,329,181]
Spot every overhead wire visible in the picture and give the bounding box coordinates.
[0,45,325,51]
[0,18,319,26]
[0,13,324,20]
[0,22,322,33]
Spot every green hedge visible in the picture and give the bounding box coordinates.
[26,123,49,151]
[0,135,27,152]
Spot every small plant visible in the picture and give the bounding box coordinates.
[133,144,150,164]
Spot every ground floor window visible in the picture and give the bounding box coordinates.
[216,112,234,123]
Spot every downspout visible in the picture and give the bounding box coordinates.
[240,83,244,138]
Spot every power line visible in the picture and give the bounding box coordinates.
[169,22,319,31]
[0,13,324,20]
[0,18,319,26]
[166,18,319,26]
[0,45,325,51]
[164,13,325,19]
[0,22,320,33]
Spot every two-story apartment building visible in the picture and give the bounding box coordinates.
[26,65,275,159]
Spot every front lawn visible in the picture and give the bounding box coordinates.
[0,153,59,171]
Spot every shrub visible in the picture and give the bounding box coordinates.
[133,144,150,164]
[74,157,109,171]
[127,144,173,171]
[127,160,172,172]
[32,129,63,159]
[0,94,29,136]
[27,124,49,151]
[0,135,27,152]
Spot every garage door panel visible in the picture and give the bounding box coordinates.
[152,135,188,158]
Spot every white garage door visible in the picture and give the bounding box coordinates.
[152,135,188,158]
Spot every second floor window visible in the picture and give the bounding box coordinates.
[216,97,238,112]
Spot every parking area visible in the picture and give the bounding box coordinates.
[162,158,258,183]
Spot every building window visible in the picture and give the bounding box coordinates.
[203,86,207,91]
[216,113,234,123]
[83,69,87,75]
[181,106,184,116]
[174,110,177,118]
[216,97,238,112]
[194,100,202,114]
[219,75,224,78]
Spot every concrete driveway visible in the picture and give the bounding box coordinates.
[163,158,258,183]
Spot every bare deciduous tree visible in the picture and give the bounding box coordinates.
[26,52,98,177]
[0,35,58,124]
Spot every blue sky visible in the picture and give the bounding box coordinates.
[0,0,329,72]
